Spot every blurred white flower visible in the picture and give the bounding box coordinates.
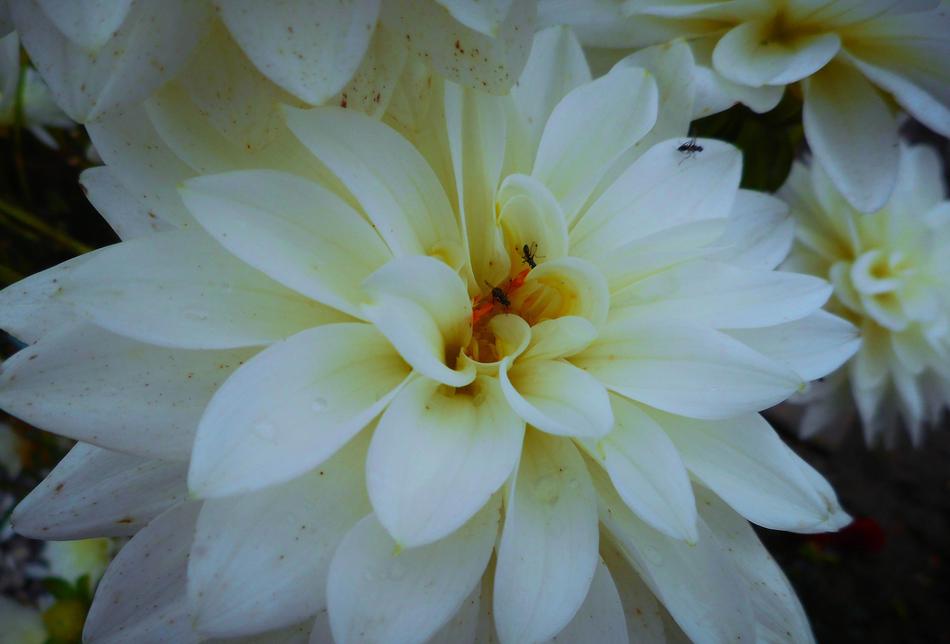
[0,26,855,644]
[542,0,950,213]
[0,31,70,146]
[782,142,950,446]
[0,596,44,644]
[10,0,537,124]
[43,537,113,586]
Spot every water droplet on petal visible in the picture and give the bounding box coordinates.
[533,474,560,504]
[253,422,278,444]
[311,397,328,412]
[643,545,663,566]
[185,309,209,321]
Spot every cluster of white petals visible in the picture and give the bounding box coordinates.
[0,17,861,642]
[783,143,950,446]
[543,0,950,214]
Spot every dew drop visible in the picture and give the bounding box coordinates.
[567,477,579,489]
[252,422,278,443]
[185,309,209,321]
[310,397,328,412]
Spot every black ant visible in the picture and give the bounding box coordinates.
[677,136,703,164]
[486,281,511,308]
[520,242,541,268]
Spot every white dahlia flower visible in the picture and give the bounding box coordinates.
[10,0,537,124]
[782,142,950,446]
[541,0,950,213]
[1,27,855,644]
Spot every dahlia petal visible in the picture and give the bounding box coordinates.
[532,65,658,223]
[217,0,380,105]
[189,434,370,637]
[436,0,513,35]
[327,501,499,644]
[12,0,210,122]
[520,316,597,361]
[80,166,171,240]
[331,24,408,118]
[610,259,832,328]
[570,139,741,258]
[712,19,840,87]
[540,560,628,644]
[582,395,697,542]
[36,0,133,49]
[574,319,802,419]
[380,0,535,94]
[695,486,815,644]
[594,466,756,644]
[514,256,610,329]
[362,256,475,387]
[0,323,255,461]
[510,25,591,161]
[727,311,861,381]
[60,230,345,350]
[499,357,613,438]
[427,583,481,644]
[600,541,666,642]
[444,82,510,286]
[181,170,391,318]
[649,410,848,532]
[494,431,599,643]
[367,376,523,547]
[713,189,794,270]
[188,323,411,498]
[85,105,196,228]
[496,173,570,268]
[12,443,187,539]
[0,254,87,344]
[83,502,201,644]
[803,60,900,213]
[213,622,314,644]
[284,105,460,257]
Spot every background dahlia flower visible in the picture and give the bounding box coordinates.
[541,0,950,214]
[782,141,950,447]
[9,0,538,124]
[0,26,857,644]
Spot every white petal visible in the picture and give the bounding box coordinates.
[0,323,255,461]
[60,230,344,350]
[327,501,499,644]
[444,82,510,287]
[582,395,697,542]
[367,375,523,547]
[427,583,482,644]
[0,254,87,344]
[380,0,535,94]
[36,0,133,49]
[570,138,742,258]
[610,259,832,328]
[218,0,380,105]
[510,25,591,161]
[593,466,756,644]
[500,357,613,438]
[80,166,171,240]
[712,189,794,270]
[512,256,610,329]
[727,310,861,381]
[284,105,460,257]
[12,443,186,539]
[86,104,195,228]
[648,410,848,532]
[494,431,599,643]
[540,559,628,644]
[600,541,666,643]
[189,434,370,637]
[496,173,570,271]
[695,486,815,644]
[803,60,900,213]
[520,316,597,361]
[712,18,840,86]
[181,170,391,318]
[12,0,211,122]
[436,0,514,35]
[83,502,201,644]
[331,24,409,118]
[573,319,802,419]
[533,66,658,222]
[189,323,410,498]
[212,622,314,644]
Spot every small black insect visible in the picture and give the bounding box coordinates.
[520,242,540,268]
[486,281,511,308]
[677,136,703,163]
